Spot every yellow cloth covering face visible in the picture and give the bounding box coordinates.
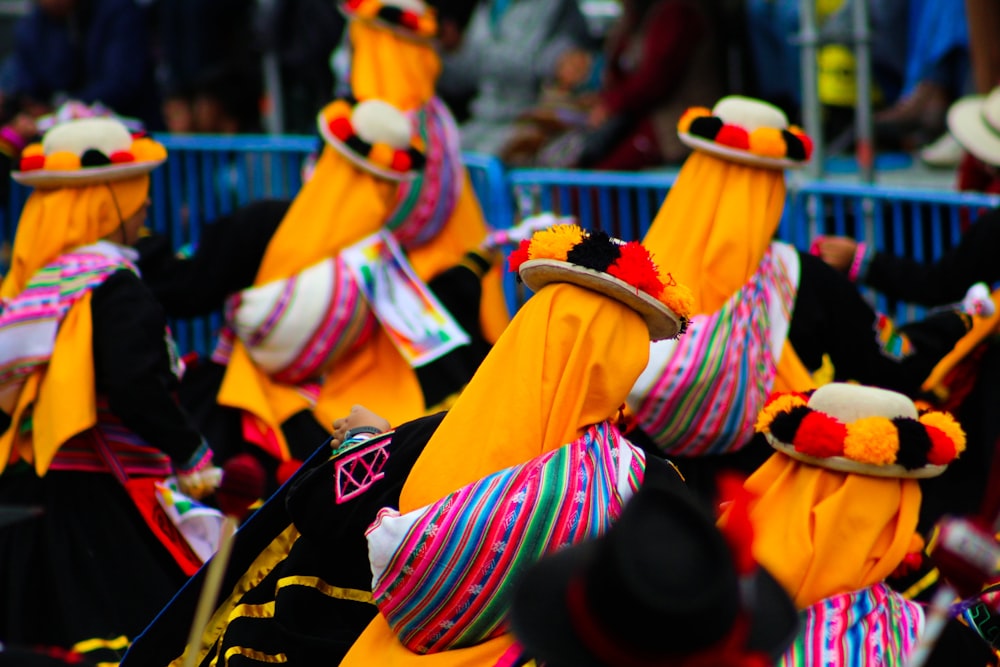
[0,177,149,475]
[348,16,511,344]
[339,283,651,667]
[736,452,921,609]
[643,151,814,392]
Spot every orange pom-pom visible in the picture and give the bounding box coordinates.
[755,393,808,433]
[45,151,81,170]
[715,124,750,150]
[748,127,787,158]
[659,282,694,320]
[324,99,353,123]
[131,137,167,161]
[792,411,846,458]
[21,143,43,158]
[417,14,437,35]
[919,411,966,455]
[844,416,899,465]
[368,142,395,168]
[526,224,586,262]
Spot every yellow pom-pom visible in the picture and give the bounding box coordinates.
[368,142,395,168]
[844,416,899,465]
[755,393,808,433]
[660,282,694,320]
[527,224,586,262]
[417,14,437,36]
[45,151,81,170]
[748,127,787,158]
[22,143,44,158]
[411,134,427,153]
[355,0,380,19]
[677,107,712,134]
[324,99,353,123]
[920,411,967,454]
[131,138,167,162]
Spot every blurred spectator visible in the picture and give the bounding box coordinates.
[2,0,162,129]
[154,0,261,133]
[437,0,593,156]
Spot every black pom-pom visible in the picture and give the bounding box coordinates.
[80,149,111,167]
[345,135,371,156]
[893,418,932,470]
[688,116,724,140]
[409,148,426,170]
[782,130,806,161]
[565,231,621,273]
[770,405,811,443]
[379,6,404,23]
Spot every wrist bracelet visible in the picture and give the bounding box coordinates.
[0,126,27,153]
[345,425,383,440]
[847,242,868,283]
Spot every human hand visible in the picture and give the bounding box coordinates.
[331,404,391,448]
[176,465,223,501]
[555,50,593,90]
[814,236,857,272]
[9,113,37,142]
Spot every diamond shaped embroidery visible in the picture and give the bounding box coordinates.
[334,440,391,503]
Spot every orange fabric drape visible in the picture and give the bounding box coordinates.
[643,151,814,392]
[339,283,652,666]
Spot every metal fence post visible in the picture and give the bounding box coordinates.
[852,0,875,183]
[800,0,824,179]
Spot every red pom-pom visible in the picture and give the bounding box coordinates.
[329,116,353,141]
[715,124,750,150]
[792,411,846,458]
[607,241,665,297]
[276,459,303,486]
[390,150,412,172]
[925,425,957,465]
[216,454,267,520]
[507,239,532,273]
[109,150,135,164]
[344,0,363,8]
[400,11,420,29]
[19,154,45,171]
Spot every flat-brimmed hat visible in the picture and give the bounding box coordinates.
[508,224,693,341]
[947,87,1000,167]
[756,383,966,479]
[13,117,166,188]
[339,0,437,42]
[317,95,426,181]
[510,483,799,667]
[678,95,813,170]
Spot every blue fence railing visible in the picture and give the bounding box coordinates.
[2,135,996,355]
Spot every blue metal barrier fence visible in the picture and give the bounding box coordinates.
[2,135,998,355]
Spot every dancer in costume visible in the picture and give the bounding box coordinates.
[732,382,995,666]
[627,94,980,496]
[121,225,693,667]
[0,118,220,664]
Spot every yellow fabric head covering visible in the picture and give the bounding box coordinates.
[643,150,814,392]
[349,20,441,111]
[0,176,150,475]
[1,176,150,298]
[340,282,652,666]
[737,452,921,609]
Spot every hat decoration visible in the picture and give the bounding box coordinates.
[340,0,437,41]
[756,383,965,478]
[14,117,166,188]
[508,224,693,340]
[318,95,426,181]
[678,95,813,170]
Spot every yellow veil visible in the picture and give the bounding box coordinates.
[643,151,814,392]
[349,16,510,343]
[0,177,150,475]
[735,452,921,609]
[340,282,653,666]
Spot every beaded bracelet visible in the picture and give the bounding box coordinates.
[847,242,870,283]
[345,425,384,440]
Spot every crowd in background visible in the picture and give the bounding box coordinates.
[0,0,988,171]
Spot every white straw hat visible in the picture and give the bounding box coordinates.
[947,87,1000,167]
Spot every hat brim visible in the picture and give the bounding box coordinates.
[317,114,418,183]
[765,433,948,479]
[679,133,805,171]
[338,4,435,43]
[518,259,682,341]
[510,541,798,667]
[12,160,164,188]
[947,95,1000,167]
